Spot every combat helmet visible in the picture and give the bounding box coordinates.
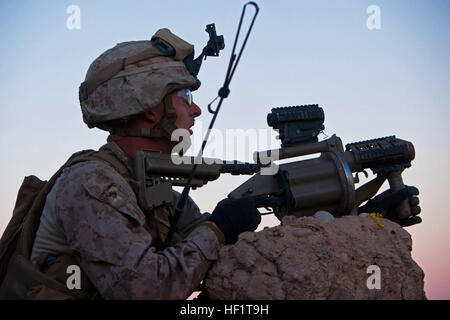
[79,29,201,138]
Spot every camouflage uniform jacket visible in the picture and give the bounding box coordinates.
[30,140,223,299]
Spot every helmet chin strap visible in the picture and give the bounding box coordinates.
[111,94,178,139]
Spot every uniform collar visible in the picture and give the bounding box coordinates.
[99,136,136,175]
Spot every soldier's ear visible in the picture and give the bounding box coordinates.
[142,102,165,124]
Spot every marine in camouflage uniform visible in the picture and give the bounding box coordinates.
[0,27,421,300]
[26,29,261,299]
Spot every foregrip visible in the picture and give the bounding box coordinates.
[387,171,411,219]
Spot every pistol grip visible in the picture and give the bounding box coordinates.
[387,171,411,219]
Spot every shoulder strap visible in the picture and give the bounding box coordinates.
[75,150,139,195]
[73,151,129,177]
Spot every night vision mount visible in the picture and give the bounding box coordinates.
[184,24,225,78]
[153,23,225,79]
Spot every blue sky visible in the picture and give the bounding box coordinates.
[1,0,449,298]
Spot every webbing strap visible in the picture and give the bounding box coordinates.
[68,151,128,177]
[68,151,139,195]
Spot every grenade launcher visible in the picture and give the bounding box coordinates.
[228,105,416,221]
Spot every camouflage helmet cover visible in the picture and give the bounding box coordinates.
[80,29,200,131]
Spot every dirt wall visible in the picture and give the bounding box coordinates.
[205,214,426,300]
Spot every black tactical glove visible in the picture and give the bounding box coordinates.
[358,185,421,227]
[209,198,261,245]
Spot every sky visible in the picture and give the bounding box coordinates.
[0,0,449,299]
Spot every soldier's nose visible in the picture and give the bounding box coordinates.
[191,102,201,118]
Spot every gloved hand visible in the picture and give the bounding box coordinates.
[209,198,261,245]
[358,185,421,227]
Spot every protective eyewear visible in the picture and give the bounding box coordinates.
[177,88,193,106]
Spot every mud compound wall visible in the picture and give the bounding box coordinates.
[205,214,426,300]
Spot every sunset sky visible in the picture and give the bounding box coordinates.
[1,0,449,299]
